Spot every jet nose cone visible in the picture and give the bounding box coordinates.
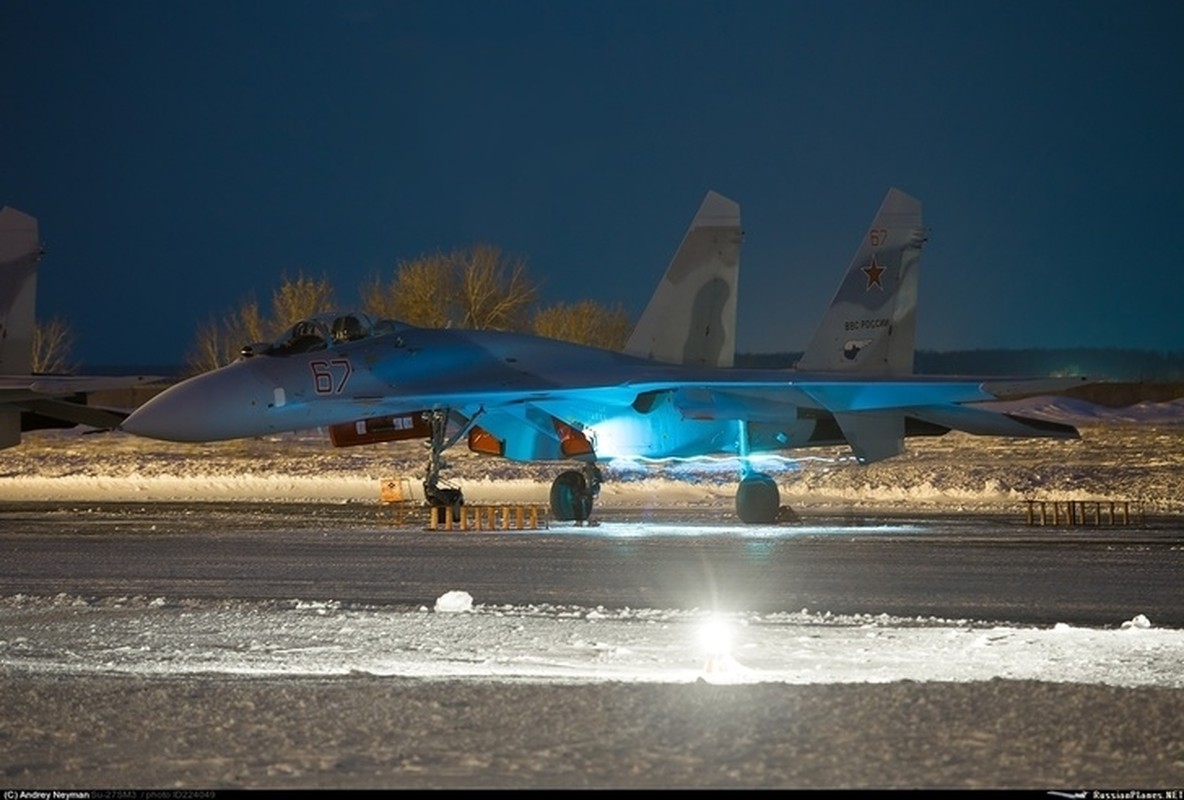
[122,363,275,442]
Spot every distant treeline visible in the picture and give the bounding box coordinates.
[736,348,1184,382]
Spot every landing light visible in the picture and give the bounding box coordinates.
[698,616,734,659]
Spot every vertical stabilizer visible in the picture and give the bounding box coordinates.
[0,206,42,376]
[797,188,925,375]
[624,191,742,367]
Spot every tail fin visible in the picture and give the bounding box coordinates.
[0,206,42,376]
[797,188,925,375]
[624,190,742,367]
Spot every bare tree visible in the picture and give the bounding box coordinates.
[230,298,268,347]
[32,316,78,374]
[363,245,537,331]
[454,244,538,331]
[186,316,232,375]
[186,244,606,375]
[362,253,457,328]
[185,301,264,374]
[270,272,336,330]
[532,300,633,350]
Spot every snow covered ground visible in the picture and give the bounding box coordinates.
[3,592,1180,689]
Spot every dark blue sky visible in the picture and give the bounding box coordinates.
[3,0,1181,368]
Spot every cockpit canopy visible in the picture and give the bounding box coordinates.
[240,312,410,358]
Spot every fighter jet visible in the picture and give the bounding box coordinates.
[121,189,1085,523]
[0,206,165,449]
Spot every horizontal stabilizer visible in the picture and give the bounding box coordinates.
[980,376,1092,400]
[24,375,168,395]
[909,404,1080,439]
[23,398,129,430]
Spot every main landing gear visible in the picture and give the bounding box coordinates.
[734,420,782,524]
[547,463,779,524]
[549,463,602,523]
[418,409,782,525]
[735,472,780,524]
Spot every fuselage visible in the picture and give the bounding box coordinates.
[121,316,997,462]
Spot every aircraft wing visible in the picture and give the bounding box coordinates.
[557,374,1086,413]
[0,374,168,400]
[0,373,169,449]
[13,397,130,430]
[308,372,1087,465]
[522,375,1083,465]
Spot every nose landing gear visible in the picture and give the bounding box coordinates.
[423,410,464,522]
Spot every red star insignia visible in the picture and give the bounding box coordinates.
[862,256,885,290]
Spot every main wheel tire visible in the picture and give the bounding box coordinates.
[550,470,594,522]
[736,473,780,524]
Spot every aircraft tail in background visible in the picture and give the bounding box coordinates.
[0,206,42,377]
[624,190,742,368]
[0,206,166,450]
[797,188,925,376]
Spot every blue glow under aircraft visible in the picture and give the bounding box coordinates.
[121,189,1085,523]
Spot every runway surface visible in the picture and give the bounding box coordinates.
[3,501,1184,788]
[2,501,1182,625]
